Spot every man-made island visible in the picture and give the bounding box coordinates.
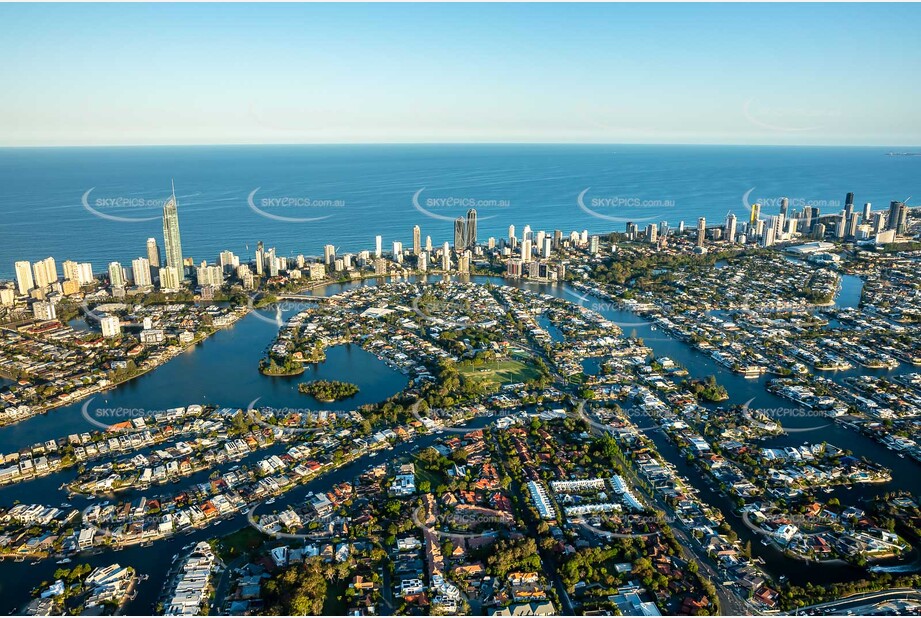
[297,380,359,402]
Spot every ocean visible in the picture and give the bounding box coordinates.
[1,144,919,279]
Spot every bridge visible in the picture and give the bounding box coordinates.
[269,294,333,303]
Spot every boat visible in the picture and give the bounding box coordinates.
[56,558,72,565]
[265,497,276,505]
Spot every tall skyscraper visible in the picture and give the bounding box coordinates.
[897,203,908,234]
[724,212,737,244]
[425,236,432,252]
[63,260,79,282]
[806,206,819,233]
[412,226,421,255]
[108,262,126,288]
[75,263,94,285]
[862,202,872,223]
[847,212,860,237]
[844,192,855,222]
[779,197,789,219]
[147,238,161,269]
[31,257,57,289]
[761,221,776,247]
[267,247,279,276]
[255,241,265,276]
[132,257,152,287]
[14,261,34,295]
[696,217,706,247]
[749,203,760,227]
[888,201,905,232]
[465,209,477,248]
[324,244,336,265]
[521,237,532,262]
[162,182,184,275]
[441,242,451,271]
[375,235,382,258]
[219,250,238,274]
[453,217,466,250]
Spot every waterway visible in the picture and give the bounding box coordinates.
[0,272,916,610]
[516,274,921,586]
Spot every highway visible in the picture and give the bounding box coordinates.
[788,587,921,615]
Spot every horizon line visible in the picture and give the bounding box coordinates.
[2,141,920,150]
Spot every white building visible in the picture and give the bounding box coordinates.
[100,315,121,338]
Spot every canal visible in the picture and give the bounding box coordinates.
[0,272,916,610]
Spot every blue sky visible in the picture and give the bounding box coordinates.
[1,3,920,147]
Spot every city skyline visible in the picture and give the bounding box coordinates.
[1,4,921,615]
[7,175,909,296]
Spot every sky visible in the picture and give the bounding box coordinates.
[1,3,920,147]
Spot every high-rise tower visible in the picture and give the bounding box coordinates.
[453,217,466,250]
[696,217,706,247]
[147,238,161,269]
[465,209,477,249]
[162,181,184,275]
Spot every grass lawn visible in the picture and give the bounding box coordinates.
[457,356,541,390]
[322,581,348,616]
[215,526,270,561]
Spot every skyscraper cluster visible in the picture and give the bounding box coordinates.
[453,209,477,251]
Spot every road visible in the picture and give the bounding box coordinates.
[487,286,759,615]
[788,587,921,615]
[487,431,576,616]
[576,401,757,616]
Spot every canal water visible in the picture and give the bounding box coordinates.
[0,272,916,610]
[514,274,921,585]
